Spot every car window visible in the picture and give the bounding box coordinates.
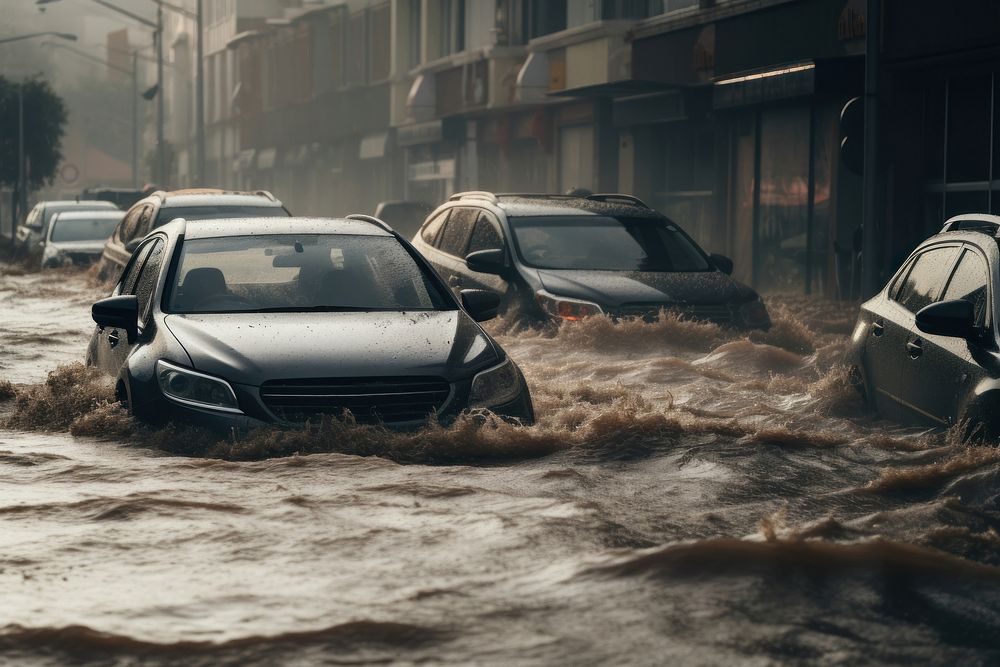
[895,246,961,313]
[166,234,453,314]
[466,213,504,255]
[119,206,143,243]
[134,239,165,321]
[437,208,477,256]
[133,205,155,241]
[420,210,449,245]
[509,215,711,272]
[153,204,285,229]
[942,249,991,328]
[119,240,154,295]
[49,215,123,243]
[26,205,41,227]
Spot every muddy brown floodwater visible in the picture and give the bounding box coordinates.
[1,263,1000,666]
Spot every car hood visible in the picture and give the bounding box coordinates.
[163,310,498,386]
[536,269,759,308]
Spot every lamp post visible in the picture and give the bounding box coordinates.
[0,31,77,238]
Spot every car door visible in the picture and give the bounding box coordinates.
[95,239,158,375]
[864,245,961,421]
[889,244,962,424]
[460,211,510,296]
[905,246,992,426]
[432,207,477,296]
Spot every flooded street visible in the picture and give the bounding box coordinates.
[2,265,1000,665]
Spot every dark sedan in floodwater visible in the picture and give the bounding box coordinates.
[410,192,770,328]
[847,214,1000,439]
[86,216,534,432]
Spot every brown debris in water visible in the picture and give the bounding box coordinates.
[0,379,15,402]
[865,445,1000,494]
[3,363,120,432]
[808,365,867,417]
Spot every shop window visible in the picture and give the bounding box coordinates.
[653,124,715,249]
[758,107,811,292]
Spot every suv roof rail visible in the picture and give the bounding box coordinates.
[345,213,394,233]
[253,189,277,202]
[586,193,650,208]
[941,214,1000,235]
[449,191,499,203]
[495,193,576,199]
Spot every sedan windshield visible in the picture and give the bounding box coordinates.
[509,216,711,272]
[50,215,123,243]
[166,234,453,314]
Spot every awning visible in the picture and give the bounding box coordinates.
[515,51,549,104]
[256,147,277,170]
[359,132,389,160]
[712,62,815,109]
[406,74,436,122]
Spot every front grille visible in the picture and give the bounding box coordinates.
[616,303,734,325]
[260,376,451,424]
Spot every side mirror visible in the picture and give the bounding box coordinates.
[460,289,501,322]
[710,253,734,275]
[125,238,142,253]
[465,248,506,276]
[92,295,139,343]
[915,299,976,339]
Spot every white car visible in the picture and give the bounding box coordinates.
[41,210,125,269]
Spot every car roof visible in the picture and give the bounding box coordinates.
[160,193,285,208]
[170,217,394,240]
[51,210,124,220]
[485,195,664,220]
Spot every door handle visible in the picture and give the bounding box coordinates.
[448,275,462,287]
[108,330,120,348]
[872,320,884,337]
[906,338,922,358]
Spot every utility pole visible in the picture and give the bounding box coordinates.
[860,0,881,298]
[18,84,26,224]
[156,1,166,186]
[196,0,205,185]
[132,51,140,188]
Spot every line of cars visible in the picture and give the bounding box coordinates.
[74,187,773,433]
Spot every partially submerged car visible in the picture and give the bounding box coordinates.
[410,192,770,328]
[848,214,1000,439]
[16,199,119,259]
[98,189,290,276]
[41,210,124,268]
[87,215,533,432]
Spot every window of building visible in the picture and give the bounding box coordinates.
[439,0,466,56]
[346,10,368,85]
[370,2,391,81]
[408,0,422,68]
[525,0,566,39]
[602,0,667,20]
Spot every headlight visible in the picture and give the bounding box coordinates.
[739,299,770,328]
[535,290,603,321]
[469,358,523,409]
[155,360,242,413]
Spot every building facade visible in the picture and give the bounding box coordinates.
[156,0,1000,298]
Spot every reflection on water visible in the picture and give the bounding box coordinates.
[1,264,999,665]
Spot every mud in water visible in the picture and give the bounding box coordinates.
[2,266,1000,665]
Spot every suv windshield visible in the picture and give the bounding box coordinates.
[509,216,711,272]
[155,204,287,228]
[166,234,453,314]
[50,215,122,242]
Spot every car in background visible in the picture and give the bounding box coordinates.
[87,215,533,432]
[98,189,290,277]
[410,192,770,329]
[15,199,120,259]
[41,210,125,269]
[373,200,433,240]
[80,186,155,211]
[847,214,1000,439]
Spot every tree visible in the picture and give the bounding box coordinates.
[0,75,68,191]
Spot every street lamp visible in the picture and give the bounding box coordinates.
[43,41,144,189]
[37,0,204,187]
[0,31,78,243]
